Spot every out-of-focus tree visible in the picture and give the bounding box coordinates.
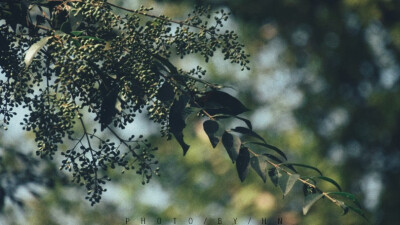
[153,0,400,224]
[0,0,376,224]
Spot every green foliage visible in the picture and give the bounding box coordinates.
[0,0,366,219]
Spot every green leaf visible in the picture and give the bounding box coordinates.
[231,126,265,143]
[247,142,287,160]
[221,131,241,163]
[278,173,300,196]
[281,163,322,176]
[0,186,5,212]
[314,176,342,191]
[169,96,190,155]
[157,81,175,103]
[79,36,106,42]
[328,192,362,208]
[197,90,249,116]
[268,168,279,186]
[24,36,51,68]
[250,157,267,183]
[36,15,45,26]
[236,147,250,182]
[212,114,252,129]
[203,120,220,148]
[303,193,323,215]
[234,116,252,130]
[60,20,72,33]
[348,205,368,220]
[263,153,283,163]
[214,114,253,130]
[70,31,84,36]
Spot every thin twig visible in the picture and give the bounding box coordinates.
[106,1,204,30]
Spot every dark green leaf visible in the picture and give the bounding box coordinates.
[36,15,45,26]
[213,114,253,130]
[203,120,220,148]
[71,31,84,36]
[157,82,175,103]
[268,168,279,187]
[328,192,362,208]
[281,163,322,175]
[197,90,249,116]
[0,186,5,212]
[79,36,106,42]
[250,157,267,182]
[236,147,250,182]
[314,176,342,191]
[169,96,190,155]
[348,205,368,220]
[278,173,300,196]
[60,20,72,34]
[234,116,252,130]
[231,126,265,143]
[303,193,323,215]
[263,153,283,163]
[98,85,119,131]
[222,131,241,163]
[203,120,218,133]
[247,142,287,160]
[71,38,81,47]
[212,114,252,129]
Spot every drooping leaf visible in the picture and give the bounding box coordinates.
[348,205,368,220]
[222,131,241,163]
[0,186,5,212]
[197,90,249,116]
[231,126,265,143]
[60,20,72,33]
[278,173,300,196]
[247,142,287,160]
[234,116,253,130]
[212,114,252,129]
[98,85,119,131]
[314,176,342,191]
[250,156,267,183]
[24,36,51,68]
[236,147,250,182]
[263,153,283,163]
[268,168,279,187]
[157,81,175,103]
[182,107,198,120]
[281,163,322,176]
[36,15,45,26]
[328,192,362,208]
[303,193,324,215]
[203,120,220,148]
[169,96,190,155]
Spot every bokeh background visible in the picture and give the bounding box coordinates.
[1,0,400,224]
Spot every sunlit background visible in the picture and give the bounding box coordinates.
[1,0,400,224]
